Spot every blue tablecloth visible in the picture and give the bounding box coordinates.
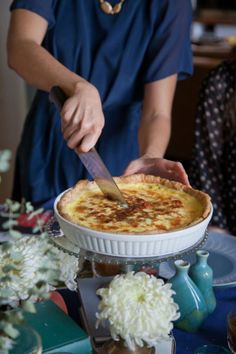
[174,286,236,354]
[60,283,236,354]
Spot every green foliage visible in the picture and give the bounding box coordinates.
[0,204,62,353]
[0,150,11,173]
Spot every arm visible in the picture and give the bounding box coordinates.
[7,9,104,152]
[139,74,176,158]
[124,75,189,185]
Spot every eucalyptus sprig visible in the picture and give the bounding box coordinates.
[0,150,11,173]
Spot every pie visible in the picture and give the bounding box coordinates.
[57,174,211,234]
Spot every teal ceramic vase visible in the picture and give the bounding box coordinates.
[189,250,216,314]
[168,259,208,332]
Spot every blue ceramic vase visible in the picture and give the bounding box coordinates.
[168,259,208,332]
[189,250,216,315]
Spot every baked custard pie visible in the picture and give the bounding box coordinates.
[57,174,211,234]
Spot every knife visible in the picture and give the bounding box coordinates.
[49,86,128,207]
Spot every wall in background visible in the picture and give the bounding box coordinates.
[0,1,27,203]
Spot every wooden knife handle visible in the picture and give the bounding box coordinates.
[49,86,67,112]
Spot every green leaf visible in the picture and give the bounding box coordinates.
[21,300,36,313]
[27,208,44,219]
[2,220,18,229]
[32,226,40,233]
[0,275,11,282]
[2,264,18,273]
[0,160,10,172]
[5,199,21,213]
[1,243,12,252]
[3,324,19,339]
[9,251,22,261]
[0,150,11,173]
[5,198,13,206]
[0,149,12,160]
[9,230,22,239]
[0,288,14,298]
[25,202,34,213]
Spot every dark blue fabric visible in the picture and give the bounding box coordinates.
[10,0,193,204]
[10,0,55,28]
[174,286,236,354]
[58,288,82,326]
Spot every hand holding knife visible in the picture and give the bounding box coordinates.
[49,86,128,207]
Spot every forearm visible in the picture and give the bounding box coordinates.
[138,113,171,158]
[138,75,176,158]
[7,39,83,96]
[125,113,189,184]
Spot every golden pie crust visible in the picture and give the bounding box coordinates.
[57,174,211,234]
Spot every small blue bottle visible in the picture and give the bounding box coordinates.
[168,259,208,332]
[189,250,216,315]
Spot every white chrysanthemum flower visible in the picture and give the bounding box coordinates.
[0,236,54,303]
[53,248,79,291]
[96,272,179,351]
[0,236,79,304]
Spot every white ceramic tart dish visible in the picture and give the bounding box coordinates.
[54,174,213,258]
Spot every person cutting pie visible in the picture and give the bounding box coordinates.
[7,0,193,207]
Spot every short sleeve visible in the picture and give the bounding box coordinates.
[10,0,55,29]
[143,0,193,83]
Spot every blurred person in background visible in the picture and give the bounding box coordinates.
[7,0,192,208]
[188,59,236,235]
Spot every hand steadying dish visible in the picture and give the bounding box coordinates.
[124,156,190,185]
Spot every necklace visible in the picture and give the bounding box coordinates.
[99,0,125,15]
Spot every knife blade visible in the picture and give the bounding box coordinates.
[49,86,128,207]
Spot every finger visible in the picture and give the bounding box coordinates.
[67,116,104,150]
[61,105,81,134]
[123,167,135,176]
[170,162,190,185]
[167,172,189,185]
[66,128,87,149]
[78,131,101,153]
[62,104,85,142]
[123,160,143,175]
[175,170,190,185]
[63,118,82,141]
[67,124,101,151]
[63,126,77,141]
[61,103,77,130]
[60,95,80,120]
[124,158,190,185]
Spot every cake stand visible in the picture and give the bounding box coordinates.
[46,216,208,268]
[47,217,208,354]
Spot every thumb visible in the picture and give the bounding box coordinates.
[123,160,140,176]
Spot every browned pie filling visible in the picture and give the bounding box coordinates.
[57,174,211,234]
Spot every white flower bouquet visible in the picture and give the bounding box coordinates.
[96,272,179,351]
[0,207,79,353]
[0,234,79,306]
[0,150,79,353]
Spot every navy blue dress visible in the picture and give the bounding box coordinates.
[10,0,193,206]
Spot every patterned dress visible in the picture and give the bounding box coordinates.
[188,60,236,235]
